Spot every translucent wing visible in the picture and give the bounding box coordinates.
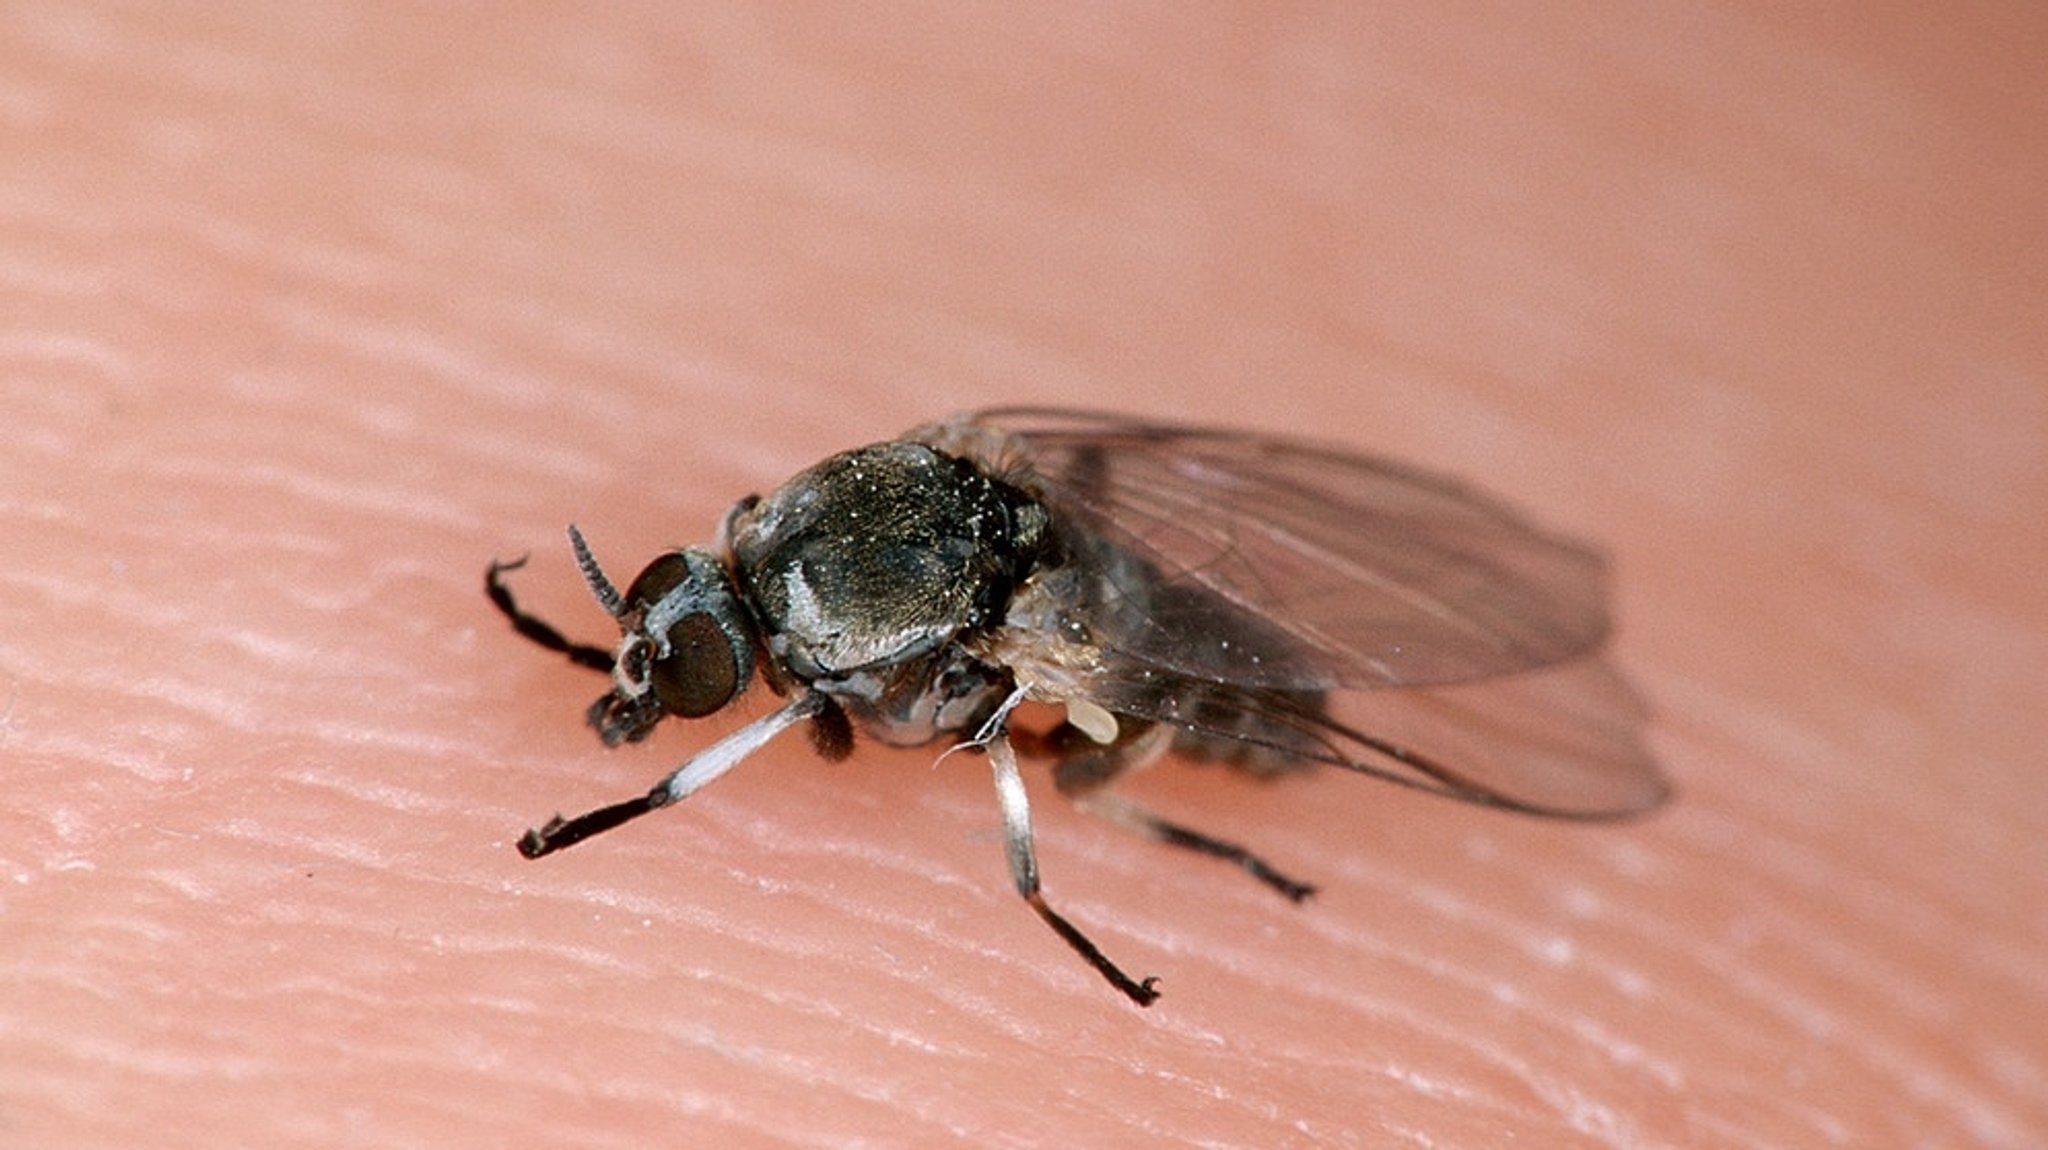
[1088,656,1667,819]
[922,407,1612,691]
[916,407,1665,819]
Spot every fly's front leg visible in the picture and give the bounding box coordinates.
[1051,719,1317,903]
[985,733,1160,1007]
[519,693,827,858]
[485,556,614,673]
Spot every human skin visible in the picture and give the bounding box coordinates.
[4,4,2044,1147]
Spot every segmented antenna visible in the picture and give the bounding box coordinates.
[568,524,627,618]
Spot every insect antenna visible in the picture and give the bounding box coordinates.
[568,523,627,619]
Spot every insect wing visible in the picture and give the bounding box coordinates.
[1090,655,1665,818]
[919,408,1665,818]
[926,408,1611,692]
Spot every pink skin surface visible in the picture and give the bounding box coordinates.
[5,5,2045,1146]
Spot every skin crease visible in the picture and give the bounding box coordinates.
[3,4,2045,1147]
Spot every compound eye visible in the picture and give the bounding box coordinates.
[624,552,693,608]
[649,612,741,718]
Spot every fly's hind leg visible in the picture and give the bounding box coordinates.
[1049,718,1318,903]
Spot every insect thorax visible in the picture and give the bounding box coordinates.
[725,438,1048,694]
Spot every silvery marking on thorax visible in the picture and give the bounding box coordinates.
[487,407,1667,1006]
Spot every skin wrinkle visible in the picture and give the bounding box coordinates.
[7,6,2041,1146]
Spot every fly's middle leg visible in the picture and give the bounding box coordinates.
[984,733,1160,1006]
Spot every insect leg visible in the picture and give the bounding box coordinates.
[518,692,825,859]
[1051,722,1317,903]
[485,556,614,673]
[986,733,1161,1006]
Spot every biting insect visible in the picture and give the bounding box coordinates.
[488,407,1666,1005]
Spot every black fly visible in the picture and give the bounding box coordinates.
[487,408,1667,1006]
